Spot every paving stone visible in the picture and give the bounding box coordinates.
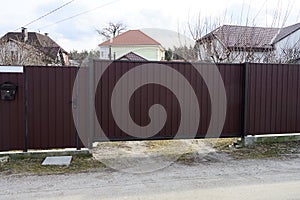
[42,156,72,166]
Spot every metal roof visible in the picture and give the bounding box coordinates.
[198,23,300,51]
[198,25,280,50]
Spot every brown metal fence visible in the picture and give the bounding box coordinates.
[92,61,243,142]
[26,66,81,150]
[0,66,82,151]
[0,61,300,151]
[246,63,300,134]
[0,72,25,151]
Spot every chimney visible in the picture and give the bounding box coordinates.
[21,27,28,42]
[44,33,48,36]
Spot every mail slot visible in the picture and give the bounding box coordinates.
[0,82,18,101]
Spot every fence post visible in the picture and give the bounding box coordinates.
[75,66,81,150]
[88,59,95,149]
[241,62,250,139]
[23,66,28,152]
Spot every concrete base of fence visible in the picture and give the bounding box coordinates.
[0,149,91,159]
[242,133,300,146]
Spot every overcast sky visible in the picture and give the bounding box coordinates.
[0,0,299,51]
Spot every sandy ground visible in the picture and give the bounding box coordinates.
[92,140,228,173]
[1,140,300,200]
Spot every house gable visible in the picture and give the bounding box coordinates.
[117,51,148,61]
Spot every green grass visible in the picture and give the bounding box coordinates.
[0,154,106,176]
[228,141,300,159]
[177,138,300,164]
[210,138,300,160]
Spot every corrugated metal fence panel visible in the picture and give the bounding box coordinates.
[247,63,300,134]
[94,61,243,141]
[0,72,25,151]
[218,64,243,136]
[26,66,80,149]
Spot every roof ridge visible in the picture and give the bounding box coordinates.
[221,24,280,29]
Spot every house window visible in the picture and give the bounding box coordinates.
[99,47,109,60]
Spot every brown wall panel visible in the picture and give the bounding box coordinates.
[247,63,300,134]
[0,72,25,151]
[94,61,243,141]
[26,66,81,149]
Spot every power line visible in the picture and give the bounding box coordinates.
[36,0,121,30]
[14,0,76,31]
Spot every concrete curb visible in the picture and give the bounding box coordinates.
[243,134,300,146]
[0,149,91,159]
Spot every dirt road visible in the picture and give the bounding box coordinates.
[1,156,300,200]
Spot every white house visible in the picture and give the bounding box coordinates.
[98,30,165,61]
[98,29,195,61]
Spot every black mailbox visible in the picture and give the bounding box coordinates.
[0,82,18,101]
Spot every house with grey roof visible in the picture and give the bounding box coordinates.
[0,28,69,66]
[196,23,300,63]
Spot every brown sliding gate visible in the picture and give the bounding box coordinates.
[0,61,300,151]
[89,61,242,143]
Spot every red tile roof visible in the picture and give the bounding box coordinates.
[99,30,161,46]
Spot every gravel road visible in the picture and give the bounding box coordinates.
[1,154,300,200]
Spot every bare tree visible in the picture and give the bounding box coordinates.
[194,25,281,63]
[96,22,127,40]
[276,47,300,63]
[69,49,100,66]
[174,45,198,61]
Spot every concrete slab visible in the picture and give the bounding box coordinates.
[42,156,72,166]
